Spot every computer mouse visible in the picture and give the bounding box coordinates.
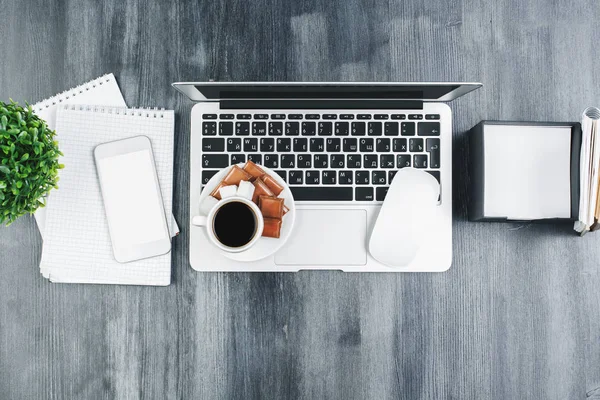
[369,168,440,267]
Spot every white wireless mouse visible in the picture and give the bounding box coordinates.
[369,168,441,268]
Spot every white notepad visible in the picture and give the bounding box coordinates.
[31,74,179,239]
[39,105,175,285]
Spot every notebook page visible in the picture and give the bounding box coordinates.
[39,106,174,285]
[32,74,126,237]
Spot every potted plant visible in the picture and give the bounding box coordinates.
[0,100,63,225]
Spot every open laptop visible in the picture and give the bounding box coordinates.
[173,82,481,272]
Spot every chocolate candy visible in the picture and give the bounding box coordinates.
[262,175,284,196]
[243,160,266,179]
[263,217,282,238]
[259,196,284,219]
[251,178,274,204]
[222,165,252,186]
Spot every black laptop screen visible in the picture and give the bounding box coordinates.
[194,84,459,100]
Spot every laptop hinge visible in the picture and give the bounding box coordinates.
[220,99,423,110]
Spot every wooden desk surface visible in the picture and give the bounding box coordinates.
[1,0,599,398]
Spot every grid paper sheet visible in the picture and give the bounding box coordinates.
[39,105,174,285]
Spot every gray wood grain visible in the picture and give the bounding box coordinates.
[1,0,600,398]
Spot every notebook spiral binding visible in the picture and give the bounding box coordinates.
[34,73,115,113]
[61,104,167,118]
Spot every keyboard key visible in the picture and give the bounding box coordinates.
[281,154,295,168]
[290,187,353,201]
[339,171,353,184]
[355,187,374,201]
[376,138,390,152]
[269,122,283,136]
[335,122,349,136]
[418,122,441,136]
[247,154,262,164]
[414,154,428,168]
[351,122,366,136]
[203,122,217,135]
[306,114,320,120]
[202,138,225,152]
[357,114,372,120]
[376,187,389,201]
[288,114,303,119]
[318,122,332,136]
[274,170,287,182]
[277,138,292,152]
[326,138,341,152]
[330,154,345,168]
[260,138,275,152]
[322,114,337,120]
[310,138,325,152]
[202,170,219,184]
[252,122,267,136]
[237,114,251,119]
[264,154,279,168]
[355,171,369,185]
[293,138,308,152]
[391,114,406,120]
[408,114,423,120]
[364,155,378,169]
[297,154,312,168]
[235,122,250,136]
[368,122,382,136]
[202,114,217,119]
[254,114,268,119]
[393,138,407,152]
[248,154,262,164]
[360,138,374,152]
[322,171,336,184]
[302,122,316,136]
[219,121,234,136]
[384,122,398,136]
[426,170,441,187]
[397,154,411,168]
[388,170,397,182]
[343,138,358,152]
[243,138,258,152]
[401,122,415,136]
[285,122,300,136]
[372,171,386,185]
[306,170,320,184]
[374,114,389,120]
[230,154,245,164]
[202,154,228,168]
[425,114,440,120]
[347,155,361,168]
[426,138,440,168]
[314,154,328,168]
[220,114,234,119]
[340,114,355,120]
[380,154,395,169]
[271,114,286,119]
[289,170,303,184]
[409,138,424,152]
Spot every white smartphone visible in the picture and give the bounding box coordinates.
[94,135,171,263]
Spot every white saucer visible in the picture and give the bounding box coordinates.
[197,163,296,262]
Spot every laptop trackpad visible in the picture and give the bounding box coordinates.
[275,209,367,266]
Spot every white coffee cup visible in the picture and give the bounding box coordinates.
[192,196,264,253]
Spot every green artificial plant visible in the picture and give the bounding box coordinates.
[0,100,63,225]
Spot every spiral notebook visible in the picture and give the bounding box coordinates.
[31,73,179,240]
[39,105,175,285]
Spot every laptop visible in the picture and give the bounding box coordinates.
[172,82,482,272]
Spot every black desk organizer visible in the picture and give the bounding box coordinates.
[468,121,582,222]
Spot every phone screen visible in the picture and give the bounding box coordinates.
[97,149,167,248]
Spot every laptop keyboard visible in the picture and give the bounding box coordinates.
[200,112,441,202]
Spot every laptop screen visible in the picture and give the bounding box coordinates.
[193,84,460,100]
